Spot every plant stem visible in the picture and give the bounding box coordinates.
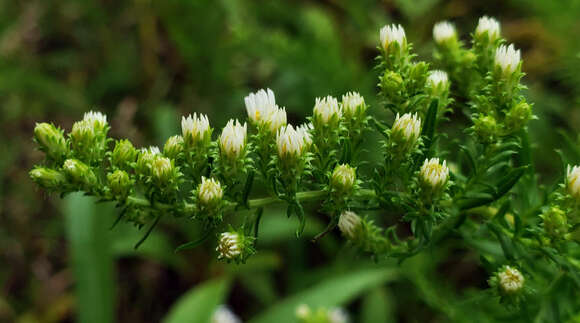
[126,189,377,214]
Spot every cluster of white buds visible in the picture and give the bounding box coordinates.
[341,91,366,119]
[433,21,457,45]
[494,44,521,77]
[426,70,450,95]
[331,164,356,193]
[566,165,580,202]
[338,211,362,240]
[379,24,406,54]
[313,96,341,127]
[219,119,247,159]
[497,266,525,294]
[211,305,241,323]
[244,88,287,133]
[390,113,421,151]
[420,158,450,193]
[182,113,211,148]
[276,123,312,161]
[197,176,224,209]
[475,16,501,41]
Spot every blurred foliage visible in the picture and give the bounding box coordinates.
[1,0,579,322]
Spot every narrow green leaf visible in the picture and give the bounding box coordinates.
[421,99,438,155]
[249,268,398,323]
[64,193,115,323]
[162,277,231,323]
[361,287,394,323]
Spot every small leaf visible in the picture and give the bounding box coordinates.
[175,230,212,252]
[162,277,231,323]
[421,99,438,155]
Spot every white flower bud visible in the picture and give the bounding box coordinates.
[219,119,247,159]
[198,176,224,206]
[338,211,362,240]
[82,111,108,132]
[379,24,406,53]
[420,158,450,191]
[433,21,456,44]
[211,306,241,323]
[391,113,421,149]
[216,232,242,260]
[426,70,449,92]
[341,92,366,118]
[313,96,341,126]
[276,124,311,160]
[494,44,521,76]
[475,16,501,41]
[163,135,184,159]
[295,304,311,320]
[182,113,211,147]
[498,266,525,294]
[135,146,161,176]
[34,122,68,162]
[244,88,288,132]
[567,165,580,201]
[331,164,356,192]
[63,158,97,187]
[151,156,173,184]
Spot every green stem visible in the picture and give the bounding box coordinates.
[127,189,377,214]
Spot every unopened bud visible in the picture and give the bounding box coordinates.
[381,71,403,94]
[473,115,498,143]
[505,102,532,131]
[494,44,521,78]
[341,92,366,119]
[163,135,184,160]
[338,211,363,240]
[379,24,406,55]
[30,167,66,190]
[111,139,137,170]
[567,165,580,202]
[390,113,421,152]
[135,146,160,176]
[475,16,501,42]
[216,231,255,263]
[63,159,97,188]
[313,96,342,128]
[331,164,356,193]
[151,156,175,186]
[107,170,132,199]
[182,113,212,149]
[426,70,450,96]
[541,206,568,239]
[219,119,247,159]
[34,123,68,162]
[197,176,224,210]
[433,21,457,46]
[420,158,450,193]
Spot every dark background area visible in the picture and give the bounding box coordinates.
[1,0,579,322]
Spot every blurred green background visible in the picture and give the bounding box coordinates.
[1,0,579,322]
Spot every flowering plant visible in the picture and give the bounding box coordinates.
[30,16,580,317]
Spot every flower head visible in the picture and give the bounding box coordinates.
[107,169,132,199]
[151,156,173,184]
[276,124,311,159]
[433,21,456,44]
[338,211,362,240]
[331,164,356,193]
[163,135,184,160]
[216,232,242,260]
[495,44,521,76]
[83,111,108,132]
[313,96,341,126]
[182,113,211,147]
[497,266,525,294]
[380,24,406,52]
[219,119,247,159]
[420,158,450,191]
[198,176,224,207]
[567,165,580,201]
[111,139,137,170]
[391,113,421,150]
[30,167,66,190]
[135,146,161,176]
[63,158,97,188]
[426,70,449,91]
[245,88,287,132]
[34,122,67,162]
[475,16,501,41]
[341,92,366,118]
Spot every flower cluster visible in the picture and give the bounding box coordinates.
[31,18,570,315]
